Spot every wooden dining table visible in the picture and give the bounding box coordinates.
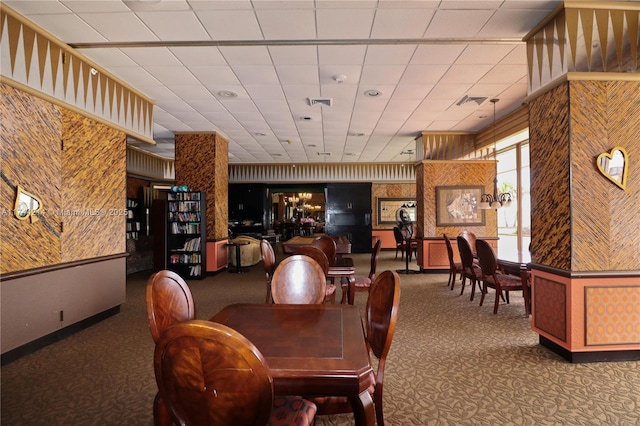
[281,235,352,255]
[210,303,375,426]
[498,251,532,315]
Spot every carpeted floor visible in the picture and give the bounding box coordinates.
[2,250,639,425]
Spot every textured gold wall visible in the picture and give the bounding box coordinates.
[569,80,640,271]
[530,80,640,272]
[1,83,62,272]
[529,84,573,271]
[416,161,496,239]
[61,110,126,262]
[0,83,126,274]
[175,132,229,240]
[371,183,416,230]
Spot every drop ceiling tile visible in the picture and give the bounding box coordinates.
[197,10,263,40]
[370,8,434,38]
[189,66,241,86]
[410,44,466,65]
[424,9,492,38]
[392,84,435,99]
[269,46,319,65]
[477,64,527,85]
[400,64,449,84]
[360,65,406,85]
[245,85,286,101]
[121,47,182,67]
[316,9,375,39]
[365,45,417,65]
[108,66,162,87]
[233,65,280,85]
[78,12,159,42]
[15,13,107,43]
[4,1,72,14]
[439,64,493,84]
[255,9,317,39]
[278,67,320,85]
[478,9,551,38]
[145,66,201,86]
[170,47,227,66]
[77,48,137,68]
[456,45,519,65]
[135,11,209,40]
[219,46,272,65]
[318,65,363,85]
[319,45,367,64]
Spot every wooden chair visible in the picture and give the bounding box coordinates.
[271,255,327,304]
[456,236,482,301]
[459,230,477,257]
[393,226,417,261]
[443,234,463,290]
[145,270,196,426]
[392,226,405,260]
[312,270,401,426]
[154,320,317,426]
[294,246,336,303]
[260,239,277,303]
[311,235,337,266]
[476,239,525,315]
[342,239,382,304]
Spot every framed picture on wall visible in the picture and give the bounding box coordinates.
[436,186,484,226]
[377,198,416,224]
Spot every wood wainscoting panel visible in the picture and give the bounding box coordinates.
[61,110,126,262]
[585,285,640,346]
[533,275,568,343]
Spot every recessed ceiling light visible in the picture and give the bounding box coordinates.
[364,89,382,97]
[218,90,237,98]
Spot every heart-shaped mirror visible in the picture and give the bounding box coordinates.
[596,147,628,190]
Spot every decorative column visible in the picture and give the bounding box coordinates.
[414,131,496,271]
[525,1,640,362]
[174,132,229,272]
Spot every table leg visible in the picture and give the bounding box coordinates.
[350,389,375,426]
[347,275,355,305]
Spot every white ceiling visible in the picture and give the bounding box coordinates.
[6,0,571,163]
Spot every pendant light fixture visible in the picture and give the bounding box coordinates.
[478,99,512,210]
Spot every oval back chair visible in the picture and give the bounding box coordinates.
[154,320,317,426]
[260,239,277,303]
[311,235,337,266]
[294,246,336,303]
[271,255,327,304]
[145,270,196,426]
[312,270,401,426]
[459,230,477,256]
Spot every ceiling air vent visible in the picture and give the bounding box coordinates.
[317,152,331,156]
[456,95,488,106]
[308,97,333,107]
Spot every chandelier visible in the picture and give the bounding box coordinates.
[478,99,512,210]
[298,192,312,201]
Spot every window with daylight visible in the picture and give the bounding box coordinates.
[495,133,530,258]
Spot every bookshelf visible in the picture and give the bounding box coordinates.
[126,197,142,240]
[166,191,206,279]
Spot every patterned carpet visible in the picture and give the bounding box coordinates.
[2,250,639,425]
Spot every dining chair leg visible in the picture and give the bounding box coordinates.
[459,276,467,296]
[478,282,486,307]
[265,282,272,303]
[470,278,477,301]
[493,290,500,314]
